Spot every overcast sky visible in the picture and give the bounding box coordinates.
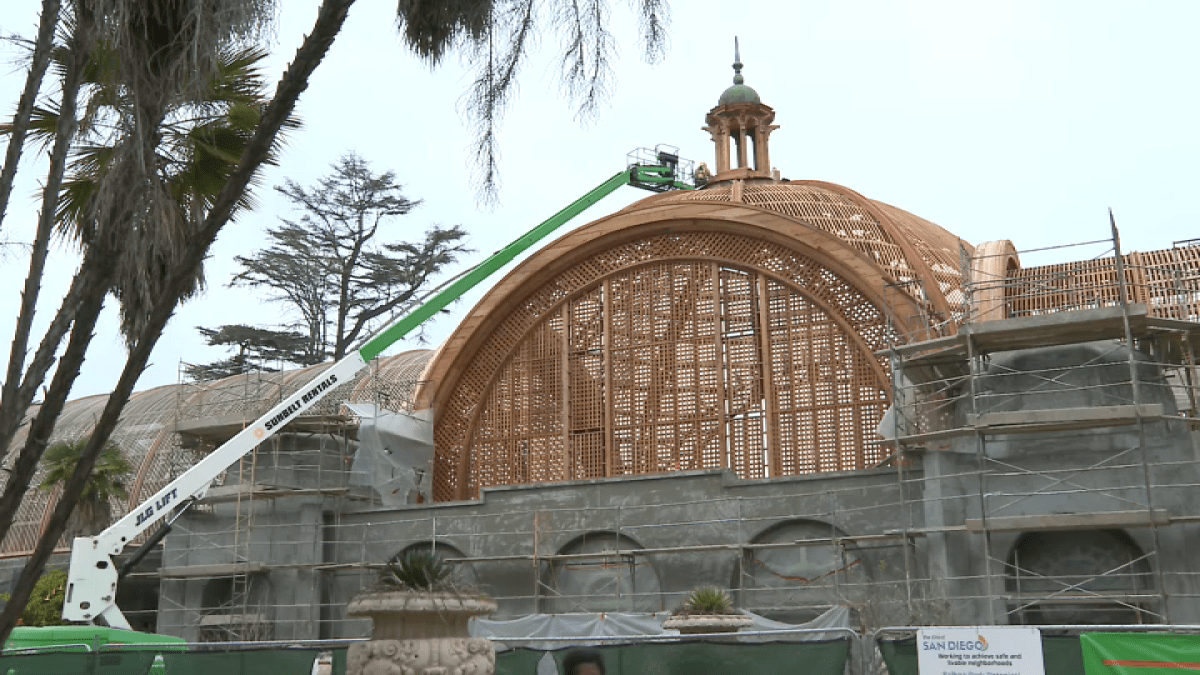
[1,0,1197,401]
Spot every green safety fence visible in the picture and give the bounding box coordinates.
[160,647,320,675]
[333,637,851,675]
[1080,632,1200,674]
[496,647,545,675]
[513,638,852,675]
[336,639,851,675]
[0,649,158,675]
[0,639,850,674]
[877,634,1086,675]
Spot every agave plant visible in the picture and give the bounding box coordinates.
[674,586,738,616]
[379,550,455,592]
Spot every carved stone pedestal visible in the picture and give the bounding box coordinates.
[662,613,754,637]
[346,592,497,675]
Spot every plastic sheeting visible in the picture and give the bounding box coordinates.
[345,404,433,505]
[472,606,851,650]
[474,608,851,675]
[535,639,851,675]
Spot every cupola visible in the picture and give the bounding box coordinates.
[702,38,779,181]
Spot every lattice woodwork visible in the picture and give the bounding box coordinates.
[434,230,897,500]
[652,182,972,321]
[345,349,432,413]
[1007,245,1200,320]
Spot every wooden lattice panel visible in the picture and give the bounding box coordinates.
[664,184,918,286]
[873,200,971,312]
[434,230,898,500]
[345,350,434,413]
[1,395,107,556]
[1,386,183,556]
[1008,245,1200,320]
[653,182,971,321]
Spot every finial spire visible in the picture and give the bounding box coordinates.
[733,37,744,85]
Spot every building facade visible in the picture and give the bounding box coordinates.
[4,55,1200,640]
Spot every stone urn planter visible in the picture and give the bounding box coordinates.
[346,590,498,675]
[663,586,752,638]
[346,551,497,675]
[662,612,754,636]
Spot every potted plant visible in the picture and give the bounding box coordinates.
[662,586,753,636]
[345,550,497,675]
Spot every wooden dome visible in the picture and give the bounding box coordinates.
[416,180,971,500]
[417,50,973,500]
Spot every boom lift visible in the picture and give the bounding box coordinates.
[63,147,695,629]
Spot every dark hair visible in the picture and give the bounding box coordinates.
[562,649,605,675]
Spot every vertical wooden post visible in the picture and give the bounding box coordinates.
[756,274,780,477]
[713,262,730,468]
[603,279,614,478]
[561,304,572,481]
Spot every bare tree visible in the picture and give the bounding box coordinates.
[227,152,468,361]
[185,324,319,380]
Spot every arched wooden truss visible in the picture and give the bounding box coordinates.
[416,184,972,500]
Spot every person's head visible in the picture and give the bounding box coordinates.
[562,649,605,675]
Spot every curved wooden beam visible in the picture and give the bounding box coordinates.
[971,240,1021,322]
[415,202,929,413]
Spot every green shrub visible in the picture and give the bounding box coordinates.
[1,569,69,626]
[675,586,738,616]
[379,550,454,591]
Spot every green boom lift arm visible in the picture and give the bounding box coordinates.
[63,148,694,629]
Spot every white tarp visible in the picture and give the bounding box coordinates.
[470,605,852,649]
[345,403,433,505]
[471,607,852,675]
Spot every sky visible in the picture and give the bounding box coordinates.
[0,0,1198,401]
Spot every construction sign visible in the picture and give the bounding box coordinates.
[917,627,1045,675]
[1081,633,1200,674]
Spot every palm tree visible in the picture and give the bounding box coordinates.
[40,437,132,540]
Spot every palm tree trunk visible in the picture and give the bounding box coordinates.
[0,253,111,637]
[0,0,357,643]
[0,2,93,461]
[0,0,60,232]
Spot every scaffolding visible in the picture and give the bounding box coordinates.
[884,225,1200,627]
[155,351,432,640]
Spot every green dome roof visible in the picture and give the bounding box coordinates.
[717,38,761,106]
[719,83,761,106]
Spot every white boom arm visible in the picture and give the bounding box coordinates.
[63,354,365,627]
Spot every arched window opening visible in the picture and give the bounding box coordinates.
[544,532,662,614]
[1006,530,1155,625]
[737,519,869,624]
